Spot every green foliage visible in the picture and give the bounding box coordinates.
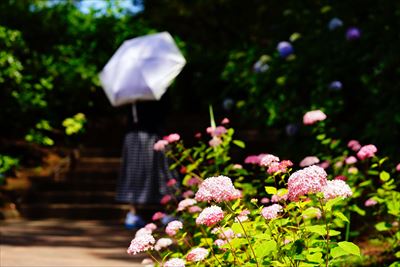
[0,154,19,185]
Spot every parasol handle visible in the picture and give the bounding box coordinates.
[132,104,138,123]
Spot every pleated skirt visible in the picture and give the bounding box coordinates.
[115,130,175,204]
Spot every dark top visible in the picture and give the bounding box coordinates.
[126,94,169,134]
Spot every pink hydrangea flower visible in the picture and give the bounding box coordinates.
[322,180,352,200]
[194,132,202,138]
[166,220,183,237]
[299,156,320,167]
[318,160,330,169]
[135,227,153,237]
[186,247,209,262]
[260,154,280,167]
[214,239,227,247]
[396,163,400,172]
[348,140,361,151]
[209,136,222,147]
[154,238,173,251]
[217,228,235,240]
[154,140,169,151]
[233,164,243,169]
[345,156,357,165]
[357,144,378,160]
[127,234,155,255]
[187,177,202,186]
[268,160,293,174]
[244,155,262,165]
[261,204,283,220]
[196,206,224,226]
[188,205,202,213]
[235,209,250,223]
[167,179,177,187]
[271,193,288,203]
[206,126,227,137]
[160,195,172,205]
[221,118,230,124]
[303,110,327,125]
[152,211,166,221]
[365,198,378,207]
[182,190,194,198]
[163,133,180,143]
[334,175,348,181]
[288,165,328,201]
[164,258,185,267]
[177,198,197,211]
[261,197,270,204]
[144,223,157,231]
[195,175,241,203]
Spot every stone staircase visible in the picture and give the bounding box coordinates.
[21,156,131,220]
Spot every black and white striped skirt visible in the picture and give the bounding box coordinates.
[115,130,175,204]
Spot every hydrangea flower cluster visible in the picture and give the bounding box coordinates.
[345,156,357,165]
[277,41,294,58]
[267,160,293,175]
[196,205,225,226]
[364,198,378,207]
[259,154,280,167]
[271,193,288,203]
[164,258,185,267]
[299,156,320,167]
[261,204,283,219]
[153,140,168,151]
[127,234,155,255]
[186,247,209,262]
[163,133,180,143]
[303,110,327,125]
[357,144,377,160]
[206,126,227,137]
[322,180,353,200]
[135,227,152,237]
[152,211,165,221]
[288,165,328,201]
[144,223,157,231]
[235,209,250,223]
[348,140,361,151]
[177,198,197,211]
[154,237,173,251]
[166,220,183,236]
[195,175,241,203]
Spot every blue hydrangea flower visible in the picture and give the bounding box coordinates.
[277,41,294,58]
[346,27,361,41]
[253,60,269,73]
[285,123,299,136]
[328,18,343,31]
[329,81,343,90]
[222,98,234,111]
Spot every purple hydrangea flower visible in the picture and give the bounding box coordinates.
[328,18,343,31]
[346,27,361,41]
[277,41,294,58]
[329,81,343,90]
[285,123,299,136]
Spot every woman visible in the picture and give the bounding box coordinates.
[116,95,175,228]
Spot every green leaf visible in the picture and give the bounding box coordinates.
[232,140,245,148]
[305,225,326,236]
[330,246,348,258]
[380,171,390,182]
[326,198,343,211]
[265,186,277,195]
[306,252,323,263]
[350,204,366,216]
[254,240,276,259]
[334,211,349,223]
[337,241,360,256]
[375,222,392,232]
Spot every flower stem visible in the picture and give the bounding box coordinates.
[200,226,222,266]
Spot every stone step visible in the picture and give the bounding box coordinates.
[20,203,131,220]
[26,191,117,204]
[33,180,117,191]
[65,171,119,182]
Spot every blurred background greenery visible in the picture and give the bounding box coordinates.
[1,0,399,173]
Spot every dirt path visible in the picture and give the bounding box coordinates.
[0,219,146,267]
